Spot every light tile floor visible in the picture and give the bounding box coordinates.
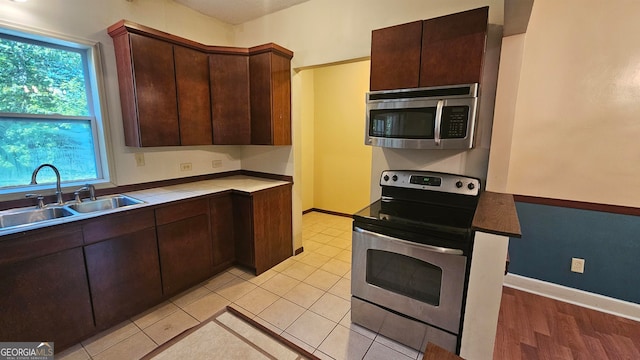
[57,211,425,360]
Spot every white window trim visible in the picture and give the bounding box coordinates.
[0,19,115,200]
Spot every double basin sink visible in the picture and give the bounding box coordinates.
[0,195,144,231]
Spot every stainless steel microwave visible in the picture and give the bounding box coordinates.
[365,84,479,149]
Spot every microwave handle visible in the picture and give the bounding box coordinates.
[434,100,444,146]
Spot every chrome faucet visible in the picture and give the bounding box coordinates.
[30,164,64,205]
[74,184,96,203]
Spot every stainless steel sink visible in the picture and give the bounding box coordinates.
[67,195,144,213]
[0,194,145,231]
[0,207,75,229]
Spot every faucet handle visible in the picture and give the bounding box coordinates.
[86,184,96,201]
[73,190,83,203]
[25,193,45,209]
[74,184,97,202]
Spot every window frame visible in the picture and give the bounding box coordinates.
[0,21,113,197]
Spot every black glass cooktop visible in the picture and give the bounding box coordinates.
[353,198,476,248]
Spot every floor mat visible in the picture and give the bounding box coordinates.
[142,306,318,360]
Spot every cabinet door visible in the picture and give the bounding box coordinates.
[249,52,292,145]
[210,54,251,144]
[175,45,212,145]
[85,227,162,328]
[369,21,423,91]
[252,185,293,274]
[233,193,254,269]
[420,7,488,87]
[0,248,94,350]
[210,193,235,272]
[129,33,180,146]
[156,198,212,296]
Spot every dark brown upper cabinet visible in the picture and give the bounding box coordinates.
[174,45,213,145]
[109,32,212,147]
[209,53,251,145]
[420,7,489,87]
[116,33,180,146]
[108,20,293,147]
[369,7,489,91]
[369,20,423,91]
[250,45,293,145]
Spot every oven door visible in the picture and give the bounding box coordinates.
[352,227,467,334]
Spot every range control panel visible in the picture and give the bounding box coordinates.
[380,170,480,196]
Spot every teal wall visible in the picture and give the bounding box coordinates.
[508,202,640,304]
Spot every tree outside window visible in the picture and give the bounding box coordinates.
[0,32,103,188]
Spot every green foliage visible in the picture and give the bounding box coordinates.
[0,36,89,116]
[0,119,98,187]
[0,35,98,188]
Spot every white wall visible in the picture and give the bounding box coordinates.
[499,0,640,207]
[0,0,241,192]
[486,34,525,192]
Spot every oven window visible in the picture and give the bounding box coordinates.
[366,249,442,306]
[369,108,435,138]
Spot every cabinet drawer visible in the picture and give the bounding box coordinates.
[82,208,155,245]
[0,223,83,266]
[155,198,209,225]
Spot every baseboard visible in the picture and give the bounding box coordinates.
[304,208,352,218]
[503,274,640,322]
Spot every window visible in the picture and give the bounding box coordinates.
[0,27,108,190]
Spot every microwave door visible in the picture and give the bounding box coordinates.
[368,107,437,148]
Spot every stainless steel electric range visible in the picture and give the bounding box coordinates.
[351,170,480,354]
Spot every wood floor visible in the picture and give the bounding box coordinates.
[493,286,640,360]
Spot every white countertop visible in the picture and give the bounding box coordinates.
[127,175,290,205]
[0,175,290,237]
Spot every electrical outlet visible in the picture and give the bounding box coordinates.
[212,160,222,168]
[135,153,145,166]
[180,162,192,171]
[571,258,585,273]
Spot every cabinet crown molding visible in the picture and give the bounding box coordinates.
[107,19,292,58]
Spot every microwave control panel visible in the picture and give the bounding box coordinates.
[440,106,469,139]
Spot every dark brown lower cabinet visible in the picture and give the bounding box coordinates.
[0,180,293,351]
[210,193,235,272]
[156,198,212,296]
[0,247,94,349]
[234,184,293,274]
[233,193,254,269]
[83,209,162,329]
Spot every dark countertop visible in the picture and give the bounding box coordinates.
[472,191,522,238]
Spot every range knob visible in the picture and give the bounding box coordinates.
[383,175,389,181]
[392,175,398,181]
[456,181,463,188]
[468,183,475,190]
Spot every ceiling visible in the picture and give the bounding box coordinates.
[174,0,311,25]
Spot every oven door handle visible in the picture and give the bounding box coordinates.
[354,227,464,255]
